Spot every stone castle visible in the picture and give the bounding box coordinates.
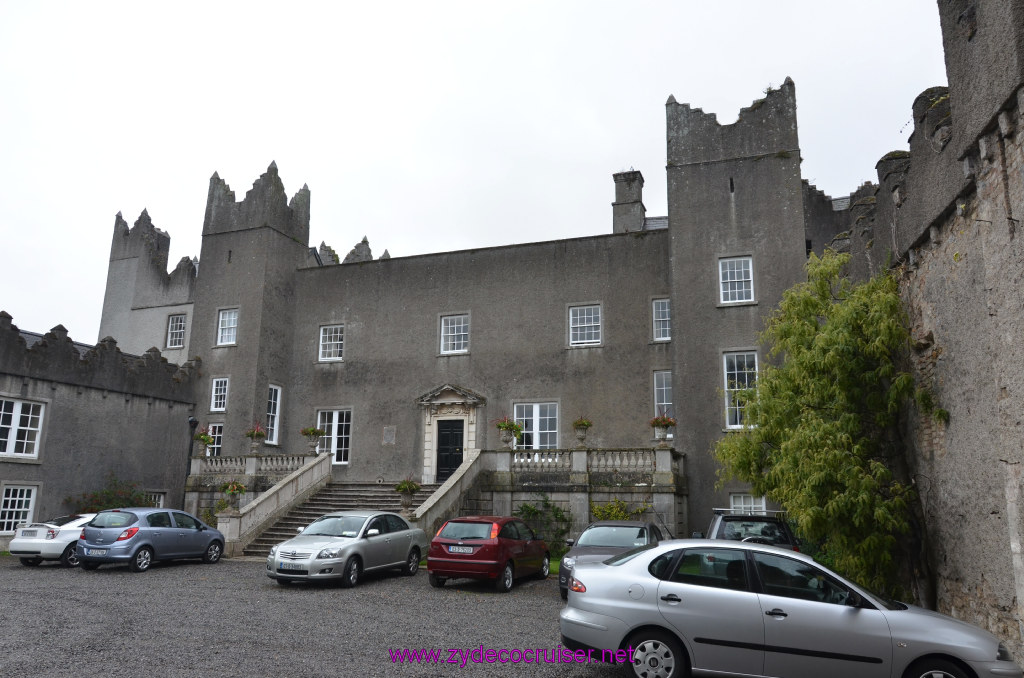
[3,0,1024,657]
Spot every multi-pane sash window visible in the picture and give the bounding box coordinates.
[1,486,35,532]
[719,257,754,303]
[317,409,352,464]
[166,314,186,349]
[319,325,344,361]
[440,314,470,354]
[211,378,229,412]
[730,493,766,514]
[144,492,166,508]
[654,371,674,435]
[569,305,602,346]
[652,299,671,341]
[724,351,758,429]
[207,423,223,457]
[0,398,44,458]
[217,309,239,345]
[514,403,558,449]
[266,385,281,444]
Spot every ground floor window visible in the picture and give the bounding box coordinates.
[145,492,166,508]
[729,493,766,514]
[1,485,35,533]
[266,385,282,444]
[318,409,352,464]
[207,423,223,457]
[514,402,558,449]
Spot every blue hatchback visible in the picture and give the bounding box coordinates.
[77,507,225,572]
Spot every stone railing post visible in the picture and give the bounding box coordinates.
[569,449,590,536]
[491,449,513,516]
[244,454,259,475]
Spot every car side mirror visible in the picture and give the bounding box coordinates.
[197,524,206,531]
[847,590,864,608]
[565,539,575,547]
[533,534,544,541]
[691,531,705,538]
[366,528,380,537]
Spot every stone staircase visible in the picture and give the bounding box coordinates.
[242,482,440,557]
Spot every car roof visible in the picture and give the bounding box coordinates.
[653,538,816,562]
[320,510,395,518]
[448,515,514,523]
[583,520,652,528]
[99,507,167,513]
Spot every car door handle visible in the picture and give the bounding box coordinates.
[765,608,788,618]
[660,594,681,602]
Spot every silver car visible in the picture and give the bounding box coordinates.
[9,513,96,567]
[560,539,1022,678]
[266,511,428,587]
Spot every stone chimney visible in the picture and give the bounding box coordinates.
[612,170,646,233]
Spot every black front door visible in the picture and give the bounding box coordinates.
[436,420,464,482]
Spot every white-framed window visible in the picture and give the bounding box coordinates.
[514,402,558,450]
[0,485,35,533]
[166,314,186,349]
[654,371,674,436]
[730,493,767,514]
[724,351,758,429]
[266,385,282,445]
[652,299,671,341]
[217,308,239,345]
[144,492,166,508]
[319,325,344,361]
[207,423,223,457]
[569,305,602,346]
[440,314,470,354]
[0,398,44,459]
[719,257,754,303]
[210,378,229,412]
[317,409,352,464]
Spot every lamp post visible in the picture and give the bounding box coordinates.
[184,416,199,508]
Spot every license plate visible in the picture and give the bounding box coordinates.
[21,529,37,537]
[279,561,304,570]
[448,545,473,554]
[86,549,107,556]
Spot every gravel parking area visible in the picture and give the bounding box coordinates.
[1,555,625,678]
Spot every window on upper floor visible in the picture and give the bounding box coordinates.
[166,314,186,349]
[514,402,558,450]
[319,325,344,361]
[211,378,229,412]
[719,257,754,304]
[0,398,44,459]
[724,351,758,429]
[729,493,767,514]
[0,485,35,533]
[317,409,352,464]
[217,308,238,346]
[266,385,282,445]
[654,371,674,437]
[652,299,671,341]
[207,423,223,457]
[440,314,470,354]
[569,305,602,346]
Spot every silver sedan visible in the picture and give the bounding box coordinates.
[560,539,1022,678]
[266,511,428,587]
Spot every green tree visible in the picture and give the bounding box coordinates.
[714,250,932,601]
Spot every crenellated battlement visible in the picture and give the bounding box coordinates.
[109,209,170,265]
[202,161,310,243]
[666,77,799,167]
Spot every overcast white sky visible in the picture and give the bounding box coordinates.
[1,1,947,344]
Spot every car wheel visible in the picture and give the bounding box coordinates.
[628,629,688,678]
[81,562,100,571]
[428,572,446,588]
[60,543,81,568]
[535,553,550,580]
[129,546,153,573]
[403,548,420,576]
[340,556,361,588]
[904,659,970,678]
[560,587,568,601]
[202,541,223,564]
[494,561,514,593]
[19,557,42,567]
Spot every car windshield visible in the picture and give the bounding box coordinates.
[90,512,138,528]
[577,525,648,548]
[301,516,366,538]
[439,521,492,540]
[720,519,792,545]
[604,542,661,566]
[41,515,84,527]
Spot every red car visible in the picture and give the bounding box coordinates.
[427,515,549,592]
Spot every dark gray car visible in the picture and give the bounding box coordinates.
[78,507,224,572]
[558,520,664,599]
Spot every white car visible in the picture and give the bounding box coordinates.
[9,514,96,567]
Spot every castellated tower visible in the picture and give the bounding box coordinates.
[189,161,312,456]
[98,209,196,357]
[663,78,811,517]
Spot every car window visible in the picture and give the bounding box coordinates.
[753,552,859,605]
[91,512,138,528]
[648,549,681,579]
[515,521,535,540]
[172,512,200,529]
[718,518,793,546]
[578,525,649,548]
[499,522,520,540]
[147,512,172,528]
[605,542,661,565]
[385,514,409,532]
[44,515,83,527]
[651,526,664,542]
[438,521,492,540]
[670,548,750,591]
[366,517,388,535]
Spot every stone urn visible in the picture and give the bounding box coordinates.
[500,428,514,448]
[573,425,589,449]
[249,437,264,454]
[653,426,670,449]
[308,438,320,455]
[399,492,415,515]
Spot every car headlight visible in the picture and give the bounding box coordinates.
[562,556,575,570]
[268,545,277,557]
[317,547,344,559]
[998,643,1013,661]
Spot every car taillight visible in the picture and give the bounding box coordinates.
[116,527,139,541]
[490,523,500,539]
[46,528,58,540]
[570,577,586,593]
[436,521,449,537]
[79,529,86,540]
